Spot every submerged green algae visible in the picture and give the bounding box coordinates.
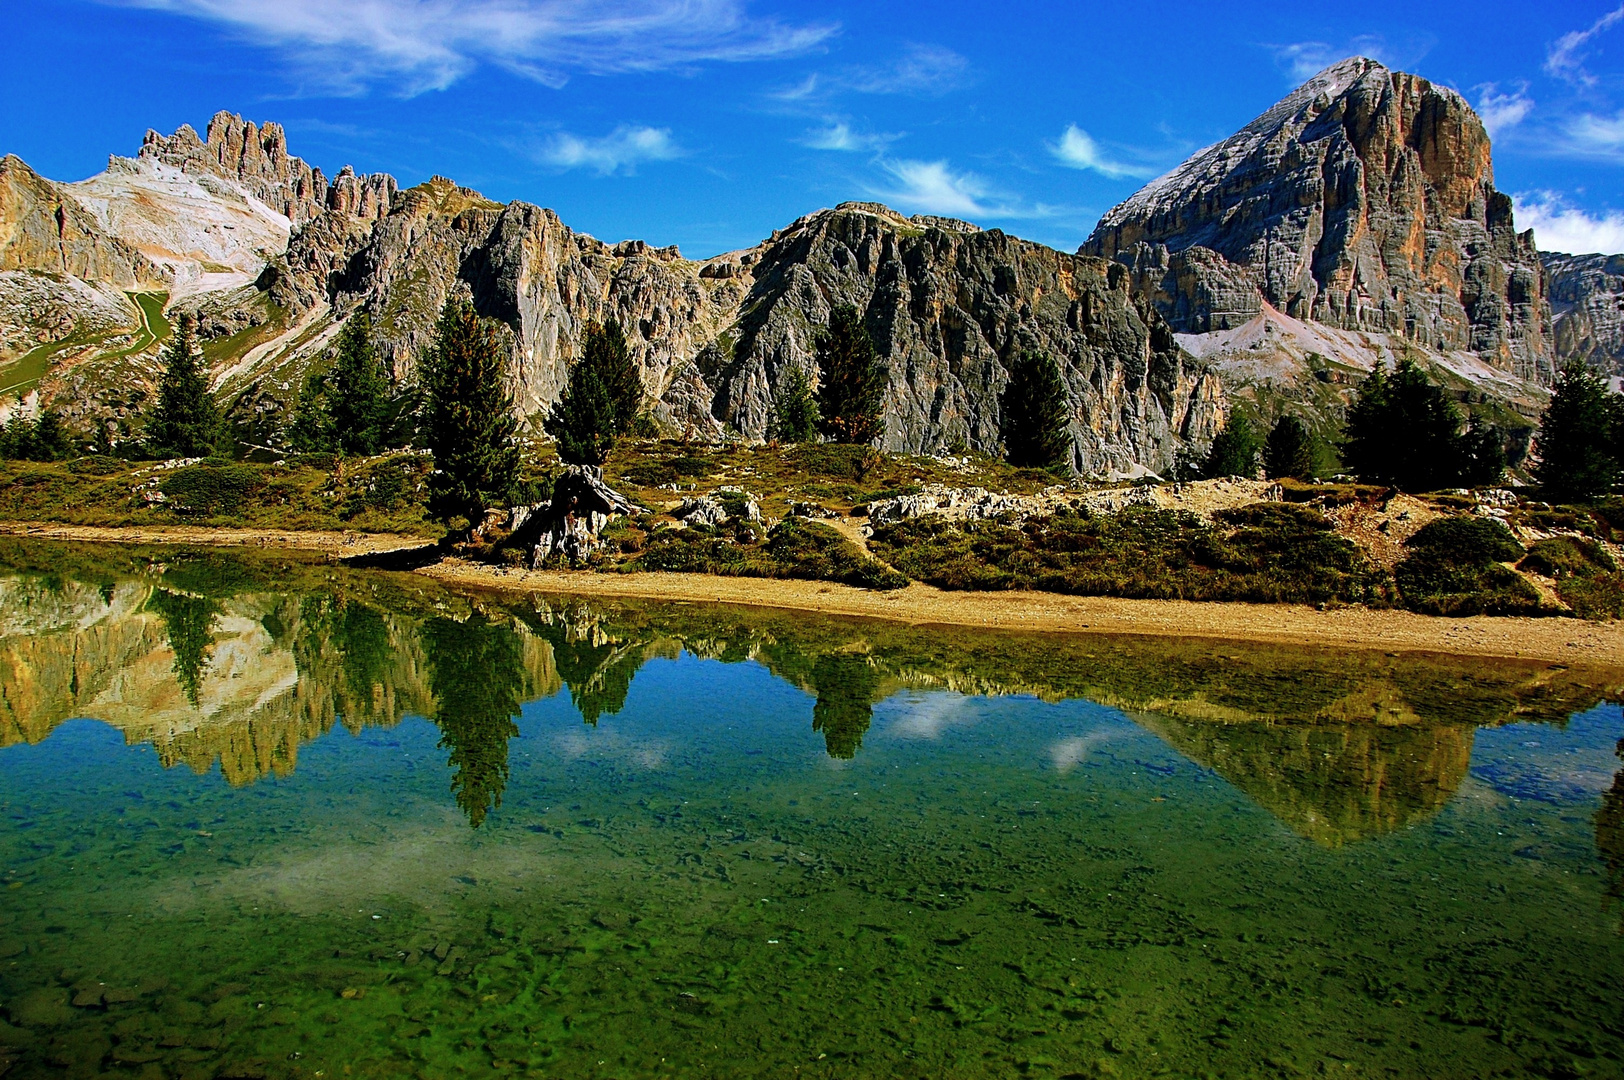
[0,539,1621,1079]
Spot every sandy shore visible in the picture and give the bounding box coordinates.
[5,522,1621,666]
[425,560,1624,667]
[0,521,433,556]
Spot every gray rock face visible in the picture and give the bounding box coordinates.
[1083,57,1552,382]
[708,204,1224,474]
[1544,252,1624,373]
[0,155,158,285]
[138,111,396,226]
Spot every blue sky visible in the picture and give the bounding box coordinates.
[4,0,1623,257]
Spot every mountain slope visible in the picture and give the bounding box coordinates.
[1544,252,1624,376]
[1084,57,1552,384]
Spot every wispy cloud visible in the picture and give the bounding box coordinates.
[800,122,899,152]
[1475,83,1535,137]
[1515,191,1624,255]
[1265,33,1434,82]
[1546,4,1624,87]
[768,43,969,106]
[537,126,681,175]
[872,158,1051,220]
[1048,125,1156,180]
[110,0,837,93]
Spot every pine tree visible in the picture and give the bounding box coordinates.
[546,324,619,466]
[1202,416,1260,478]
[999,349,1072,471]
[421,297,520,526]
[147,314,226,458]
[286,368,335,453]
[327,312,392,456]
[582,319,642,435]
[1341,359,1478,491]
[767,364,820,443]
[30,410,70,461]
[1458,416,1506,487]
[815,305,886,445]
[1340,364,1393,484]
[1535,360,1617,501]
[1263,415,1314,480]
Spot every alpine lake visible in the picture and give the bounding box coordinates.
[0,539,1621,1080]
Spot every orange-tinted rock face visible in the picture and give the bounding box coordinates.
[1084,58,1552,382]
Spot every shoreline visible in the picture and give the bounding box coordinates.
[4,522,1622,666]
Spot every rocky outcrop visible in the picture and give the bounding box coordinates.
[1544,252,1624,374]
[0,154,159,285]
[137,111,396,226]
[1084,57,1553,382]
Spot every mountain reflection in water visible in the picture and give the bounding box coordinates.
[0,539,1619,846]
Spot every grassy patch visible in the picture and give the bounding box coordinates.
[870,502,1388,605]
[625,518,906,590]
[1393,517,1542,617]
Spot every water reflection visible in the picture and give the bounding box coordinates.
[1598,738,1624,915]
[0,539,1619,844]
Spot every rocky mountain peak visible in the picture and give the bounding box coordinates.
[137,111,396,226]
[1084,58,1551,382]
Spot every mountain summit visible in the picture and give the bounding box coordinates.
[1084,57,1552,382]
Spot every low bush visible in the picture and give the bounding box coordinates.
[1518,536,1616,578]
[869,502,1388,605]
[159,463,266,516]
[1393,516,1542,617]
[626,518,905,589]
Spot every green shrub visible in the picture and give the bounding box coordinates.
[625,518,906,590]
[787,443,878,481]
[159,463,267,516]
[1518,537,1616,578]
[67,456,127,476]
[1558,573,1624,620]
[870,502,1387,605]
[766,519,908,590]
[1394,516,1540,616]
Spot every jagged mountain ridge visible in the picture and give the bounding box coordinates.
[1,113,1218,473]
[1543,252,1624,377]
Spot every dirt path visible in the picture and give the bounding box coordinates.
[6,522,1622,666]
[424,561,1624,667]
[0,522,433,557]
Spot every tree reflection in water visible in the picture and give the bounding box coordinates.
[146,589,219,708]
[810,652,879,759]
[423,616,525,828]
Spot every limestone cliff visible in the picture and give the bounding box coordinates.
[0,155,159,285]
[1544,252,1624,374]
[1084,57,1553,382]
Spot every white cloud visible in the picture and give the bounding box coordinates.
[539,126,681,175]
[1266,33,1433,82]
[1562,110,1624,160]
[1049,125,1155,180]
[1515,191,1624,255]
[1546,3,1624,86]
[876,159,992,217]
[1475,84,1534,138]
[768,43,969,107]
[111,0,836,93]
[800,122,898,152]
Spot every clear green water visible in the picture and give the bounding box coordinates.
[0,540,1622,1079]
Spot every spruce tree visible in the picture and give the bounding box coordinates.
[286,369,335,453]
[1458,416,1506,488]
[767,364,820,443]
[147,314,225,458]
[1341,359,1479,491]
[1340,364,1393,484]
[1202,416,1260,478]
[1535,360,1617,501]
[546,323,620,466]
[421,297,520,526]
[1263,415,1314,480]
[999,349,1072,470]
[582,319,641,435]
[327,313,392,456]
[815,305,886,445]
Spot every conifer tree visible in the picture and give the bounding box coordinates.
[286,368,335,453]
[1341,359,1481,491]
[815,305,886,445]
[767,364,820,443]
[1534,360,1617,501]
[999,349,1072,471]
[327,313,392,455]
[581,319,641,435]
[1202,416,1260,478]
[1459,416,1507,488]
[545,321,625,466]
[421,297,520,525]
[147,314,226,458]
[1263,415,1314,480]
